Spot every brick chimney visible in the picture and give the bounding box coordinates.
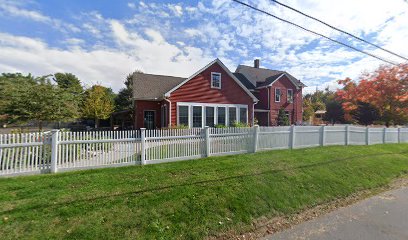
[254,59,260,68]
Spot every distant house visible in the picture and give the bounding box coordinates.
[132,58,305,129]
[235,59,306,126]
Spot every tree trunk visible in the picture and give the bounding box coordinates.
[38,121,43,132]
[95,118,100,129]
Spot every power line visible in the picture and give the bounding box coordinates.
[270,0,408,62]
[231,0,399,66]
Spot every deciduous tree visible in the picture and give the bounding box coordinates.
[337,64,408,126]
[1,73,79,131]
[82,85,115,128]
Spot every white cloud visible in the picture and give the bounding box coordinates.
[0,23,214,92]
[168,4,183,17]
[0,1,81,33]
[127,2,136,9]
[0,2,50,22]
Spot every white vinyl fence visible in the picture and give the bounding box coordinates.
[1,125,407,176]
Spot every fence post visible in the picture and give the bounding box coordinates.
[383,127,386,144]
[253,125,259,153]
[290,125,296,149]
[140,128,146,165]
[397,128,401,143]
[345,125,350,146]
[320,126,326,146]
[204,126,211,157]
[366,127,370,145]
[50,129,59,173]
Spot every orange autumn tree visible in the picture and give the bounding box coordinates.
[336,64,408,126]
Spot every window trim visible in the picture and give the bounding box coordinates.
[211,72,222,89]
[275,88,281,102]
[287,89,293,103]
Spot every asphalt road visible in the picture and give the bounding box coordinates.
[264,186,408,240]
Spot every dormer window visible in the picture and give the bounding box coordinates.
[211,72,221,89]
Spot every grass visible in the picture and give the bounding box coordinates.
[1,144,408,239]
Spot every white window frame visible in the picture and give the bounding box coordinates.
[275,88,281,102]
[177,102,247,128]
[287,89,293,103]
[211,72,222,89]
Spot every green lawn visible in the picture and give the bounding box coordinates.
[1,144,408,239]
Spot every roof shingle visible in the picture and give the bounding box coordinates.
[132,73,185,100]
[235,65,306,89]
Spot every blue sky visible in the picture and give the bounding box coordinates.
[1,0,407,92]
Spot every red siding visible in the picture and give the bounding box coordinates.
[268,75,302,125]
[256,87,269,109]
[133,100,162,129]
[169,62,254,126]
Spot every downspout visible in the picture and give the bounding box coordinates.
[267,87,270,126]
[164,98,172,128]
[252,103,255,126]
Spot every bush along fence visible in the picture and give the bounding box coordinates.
[0,125,408,176]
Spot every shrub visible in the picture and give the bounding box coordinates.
[231,121,249,128]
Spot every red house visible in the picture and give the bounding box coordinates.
[235,59,306,126]
[132,59,305,129]
[133,59,258,129]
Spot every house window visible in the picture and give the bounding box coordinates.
[239,108,247,124]
[287,89,293,103]
[192,106,202,128]
[205,107,215,127]
[228,107,237,125]
[178,106,189,126]
[217,107,226,125]
[275,88,281,102]
[211,72,221,89]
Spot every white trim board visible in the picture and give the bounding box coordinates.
[164,58,258,103]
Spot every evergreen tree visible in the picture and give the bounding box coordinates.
[277,107,290,126]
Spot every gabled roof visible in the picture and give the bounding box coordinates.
[132,59,258,102]
[232,73,255,89]
[235,65,306,89]
[164,59,258,102]
[132,73,185,100]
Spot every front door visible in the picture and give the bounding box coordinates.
[144,111,155,129]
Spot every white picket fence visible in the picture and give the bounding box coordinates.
[1,125,407,176]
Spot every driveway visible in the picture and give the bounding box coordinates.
[264,186,408,240]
